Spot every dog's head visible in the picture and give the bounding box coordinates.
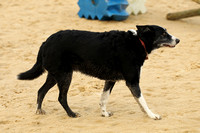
[136,25,180,52]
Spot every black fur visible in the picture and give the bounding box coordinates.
[18,25,179,118]
[18,46,44,80]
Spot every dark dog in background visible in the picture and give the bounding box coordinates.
[18,25,180,120]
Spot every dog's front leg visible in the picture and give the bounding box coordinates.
[100,81,115,117]
[126,83,161,120]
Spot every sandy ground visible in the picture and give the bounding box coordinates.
[0,0,200,132]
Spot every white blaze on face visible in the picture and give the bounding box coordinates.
[160,33,178,48]
[171,34,177,45]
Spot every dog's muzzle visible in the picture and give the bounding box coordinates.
[162,36,180,48]
[176,38,180,44]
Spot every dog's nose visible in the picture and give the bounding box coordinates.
[176,39,180,44]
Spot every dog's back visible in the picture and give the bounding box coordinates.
[40,30,143,80]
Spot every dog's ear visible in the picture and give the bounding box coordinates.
[136,25,153,33]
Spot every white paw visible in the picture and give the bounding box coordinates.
[102,111,113,117]
[149,113,161,120]
[36,109,46,115]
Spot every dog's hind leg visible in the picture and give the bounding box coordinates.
[36,73,56,115]
[100,80,115,117]
[55,71,80,118]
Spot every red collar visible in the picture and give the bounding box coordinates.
[139,38,148,60]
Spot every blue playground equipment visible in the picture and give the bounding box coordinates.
[78,0,129,21]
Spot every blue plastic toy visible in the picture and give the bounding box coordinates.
[78,0,129,21]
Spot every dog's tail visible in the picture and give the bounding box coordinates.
[17,43,45,80]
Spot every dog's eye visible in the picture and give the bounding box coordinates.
[161,32,167,37]
[163,32,166,36]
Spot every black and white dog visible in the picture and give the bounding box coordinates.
[18,25,180,120]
